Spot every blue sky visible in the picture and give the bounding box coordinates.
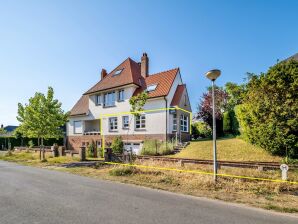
[0,0,298,125]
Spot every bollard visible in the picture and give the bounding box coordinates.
[280,164,289,181]
[79,146,86,161]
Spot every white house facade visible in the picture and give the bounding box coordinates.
[66,53,192,154]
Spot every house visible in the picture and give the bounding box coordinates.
[0,124,18,137]
[66,53,192,154]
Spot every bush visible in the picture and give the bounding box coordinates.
[192,122,212,139]
[223,110,240,135]
[141,140,173,156]
[28,140,34,148]
[87,141,96,158]
[111,136,124,154]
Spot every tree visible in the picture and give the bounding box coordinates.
[197,86,229,136]
[236,59,298,158]
[17,87,69,160]
[224,82,246,111]
[129,91,148,115]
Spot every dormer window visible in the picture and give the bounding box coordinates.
[112,69,123,76]
[146,84,157,92]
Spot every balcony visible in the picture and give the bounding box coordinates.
[83,120,100,135]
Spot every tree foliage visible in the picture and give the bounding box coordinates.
[111,136,124,154]
[129,91,148,115]
[197,86,228,136]
[191,121,212,139]
[16,87,69,145]
[236,60,298,158]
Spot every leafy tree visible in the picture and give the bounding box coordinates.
[17,87,69,159]
[197,87,228,136]
[224,82,246,111]
[129,91,148,115]
[236,59,298,158]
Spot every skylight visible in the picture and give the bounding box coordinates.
[146,84,157,92]
[113,69,123,76]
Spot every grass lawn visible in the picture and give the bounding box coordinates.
[172,137,283,162]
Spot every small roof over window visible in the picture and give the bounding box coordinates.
[146,84,157,92]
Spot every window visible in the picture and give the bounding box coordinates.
[112,69,123,76]
[122,116,129,129]
[104,91,115,107]
[74,121,82,134]
[173,114,177,131]
[146,84,157,92]
[135,114,146,129]
[180,114,188,132]
[109,117,118,131]
[96,94,101,105]
[118,89,124,101]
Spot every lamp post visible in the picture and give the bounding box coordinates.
[205,69,221,182]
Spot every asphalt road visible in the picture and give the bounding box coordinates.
[0,161,297,224]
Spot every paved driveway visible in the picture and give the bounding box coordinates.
[0,160,297,224]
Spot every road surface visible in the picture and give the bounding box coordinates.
[0,160,297,224]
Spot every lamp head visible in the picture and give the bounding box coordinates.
[205,69,221,81]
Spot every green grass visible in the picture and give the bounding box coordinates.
[172,137,283,162]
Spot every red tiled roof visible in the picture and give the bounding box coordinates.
[170,84,186,106]
[133,68,179,98]
[84,58,141,94]
[70,95,89,116]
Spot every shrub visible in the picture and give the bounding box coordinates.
[192,121,212,139]
[111,136,124,154]
[141,140,173,156]
[87,141,96,158]
[28,140,34,148]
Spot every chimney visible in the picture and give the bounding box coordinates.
[101,69,107,80]
[141,53,149,78]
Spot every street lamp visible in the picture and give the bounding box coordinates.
[205,69,221,182]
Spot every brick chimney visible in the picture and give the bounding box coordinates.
[141,53,149,78]
[101,69,107,80]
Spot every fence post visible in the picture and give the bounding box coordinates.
[79,146,86,161]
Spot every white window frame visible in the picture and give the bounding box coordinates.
[135,114,146,129]
[96,94,101,105]
[173,113,177,131]
[74,121,83,134]
[104,91,116,107]
[180,114,188,132]
[109,117,118,131]
[122,116,129,129]
[118,89,124,102]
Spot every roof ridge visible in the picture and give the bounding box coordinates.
[148,67,179,77]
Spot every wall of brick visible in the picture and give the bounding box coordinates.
[67,133,190,152]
